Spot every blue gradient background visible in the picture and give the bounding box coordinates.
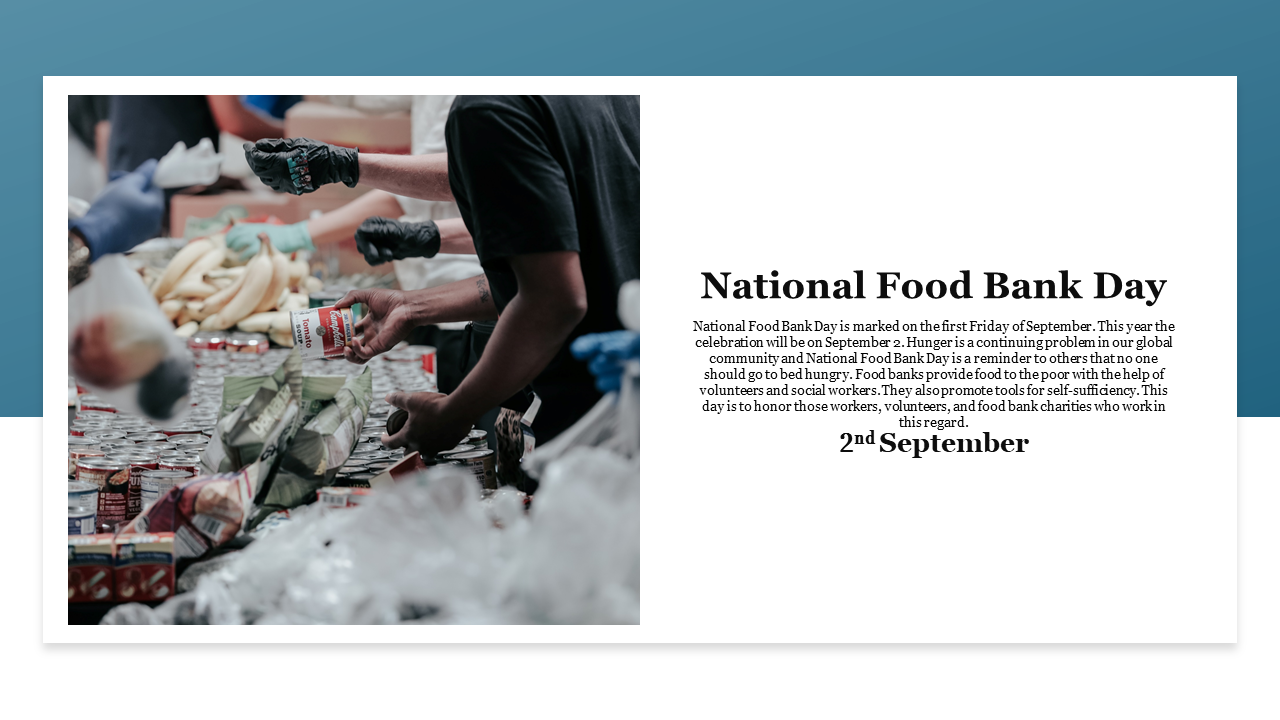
[10,1,1275,416]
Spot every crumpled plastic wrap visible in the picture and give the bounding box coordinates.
[103,446,639,625]
[504,448,640,624]
[69,254,194,422]
[152,138,222,189]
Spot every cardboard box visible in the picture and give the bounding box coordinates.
[337,238,395,277]
[170,191,299,238]
[296,182,372,219]
[114,533,176,602]
[285,101,411,155]
[68,534,115,603]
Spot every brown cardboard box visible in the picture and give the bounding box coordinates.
[296,182,372,219]
[170,191,299,237]
[285,101,411,155]
[335,238,396,277]
[114,532,176,602]
[68,534,115,603]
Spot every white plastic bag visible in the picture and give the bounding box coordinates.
[68,254,193,421]
[152,138,222,189]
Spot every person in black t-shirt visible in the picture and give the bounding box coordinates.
[107,95,288,175]
[243,96,639,456]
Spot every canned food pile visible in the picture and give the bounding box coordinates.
[69,337,455,535]
[69,412,207,535]
[66,333,532,617]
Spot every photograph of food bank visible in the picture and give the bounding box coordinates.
[66,94,639,625]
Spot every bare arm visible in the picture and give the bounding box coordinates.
[355,153,453,202]
[207,95,284,141]
[435,218,475,255]
[441,251,587,422]
[335,275,498,364]
[94,120,110,172]
[405,274,500,325]
[306,189,405,246]
[376,252,587,454]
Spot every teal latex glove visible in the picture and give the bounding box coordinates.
[225,221,314,260]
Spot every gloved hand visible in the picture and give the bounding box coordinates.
[571,330,640,393]
[242,138,359,195]
[354,217,441,265]
[226,221,314,260]
[69,159,164,259]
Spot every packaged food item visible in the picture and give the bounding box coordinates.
[158,455,200,477]
[69,421,110,437]
[68,508,97,536]
[67,437,103,476]
[160,424,204,436]
[125,432,169,443]
[204,368,300,475]
[289,306,354,360]
[78,396,117,413]
[114,533,175,601]
[107,451,159,521]
[75,458,131,532]
[68,481,99,512]
[226,332,269,355]
[139,470,192,511]
[68,534,115,602]
[466,429,488,449]
[187,332,227,351]
[124,385,299,559]
[84,429,128,442]
[167,434,209,449]
[451,449,497,489]
[437,444,476,459]
[253,366,371,520]
[96,439,134,453]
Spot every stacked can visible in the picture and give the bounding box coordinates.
[74,457,130,533]
[102,449,159,522]
[140,470,192,510]
[68,481,98,535]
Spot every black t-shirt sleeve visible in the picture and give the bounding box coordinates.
[446,104,579,263]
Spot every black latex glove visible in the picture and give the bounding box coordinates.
[242,138,359,195]
[354,216,442,265]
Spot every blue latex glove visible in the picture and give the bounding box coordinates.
[571,331,640,393]
[225,221,314,260]
[69,159,164,259]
